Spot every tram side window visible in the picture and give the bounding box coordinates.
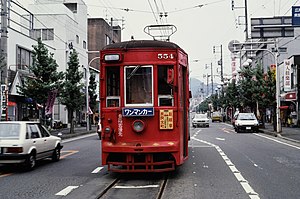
[106,67,120,107]
[158,65,174,106]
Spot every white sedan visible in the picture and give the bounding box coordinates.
[0,121,63,170]
[234,113,259,133]
[192,113,209,128]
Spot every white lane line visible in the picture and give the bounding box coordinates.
[91,167,104,173]
[114,185,159,189]
[62,133,97,143]
[254,133,300,150]
[55,186,79,196]
[190,145,215,148]
[192,137,260,199]
[216,137,226,141]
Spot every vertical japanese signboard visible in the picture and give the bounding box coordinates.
[283,59,292,91]
[292,6,300,26]
[159,110,173,129]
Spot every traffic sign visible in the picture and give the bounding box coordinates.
[228,40,240,53]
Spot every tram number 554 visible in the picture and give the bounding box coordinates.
[158,53,174,59]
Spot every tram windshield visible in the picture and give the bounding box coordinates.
[125,65,153,106]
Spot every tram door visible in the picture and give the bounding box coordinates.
[179,64,188,158]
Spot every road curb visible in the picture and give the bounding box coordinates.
[259,129,300,144]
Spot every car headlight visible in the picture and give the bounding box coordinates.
[132,120,145,133]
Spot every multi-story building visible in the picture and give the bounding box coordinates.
[87,18,121,122]
[27,0,88,125]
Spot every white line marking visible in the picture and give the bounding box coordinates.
[224,123,233,127]
[189,145,215,148]
[62,133,97,143]
[55,186,79,196]
[91,167,104,173]
[216,137,226,141]
[192,137,260,199]
[254,133,300,150]
[114,185,159,189]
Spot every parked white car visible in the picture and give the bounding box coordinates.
[0,121,63,170]
[192,113,209,128]
[234,113,259,133]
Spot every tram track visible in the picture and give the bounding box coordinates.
[96,173,169,199]
[156,174,168,199]
[95,177,120,199]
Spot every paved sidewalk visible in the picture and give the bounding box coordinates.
[259,123,300,143]
[50,126,97,140]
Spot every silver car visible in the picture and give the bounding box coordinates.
[192,113,209,128]
[0,121,63,170]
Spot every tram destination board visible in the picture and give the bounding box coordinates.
[122,107,154,117]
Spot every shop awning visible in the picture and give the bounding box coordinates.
[8,101,16,106]
[283,92,296,101]
[279,106,289,109]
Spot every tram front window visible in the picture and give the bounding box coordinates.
[125,65,153,106]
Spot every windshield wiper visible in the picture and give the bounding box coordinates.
[127,65,141,79]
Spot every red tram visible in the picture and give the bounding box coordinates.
[99,40,190,172]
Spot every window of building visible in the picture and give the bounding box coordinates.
[64,3,77,13]
[83,41,86,49]
[106,35,110,45]
[106,66,120,107]
[16,46,32,70]
[76,35,79,44]
[30,29,54,41]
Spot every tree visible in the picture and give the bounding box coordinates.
[18,38,63,122]
[59,49,84,133]
[88,73,98,125]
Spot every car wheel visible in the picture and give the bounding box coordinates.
[25,153,36,170]
[52,147,61,162]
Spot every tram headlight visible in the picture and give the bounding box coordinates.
[132,120,145,133]
[104,54,121,62]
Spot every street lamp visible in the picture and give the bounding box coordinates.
[85,56,101,131]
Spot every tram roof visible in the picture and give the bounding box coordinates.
[103,40,184,51]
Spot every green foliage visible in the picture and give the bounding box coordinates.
[59,49,84,114]
[88,73,98,112]
[220,64,276,114]
[197,99,209,112]
[18,38,63,108]
[222,81,239,108]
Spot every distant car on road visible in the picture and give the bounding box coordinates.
[0,121,63,170]
[192,113,209,128]
[211,112,222,122]
[234,113,259,133]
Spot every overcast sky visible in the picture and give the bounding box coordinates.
[21,0,300,84]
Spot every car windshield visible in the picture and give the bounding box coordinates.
[195,114,207,119]
[0,123,21,139]
[212,112,221,117]
[238,113,256,120]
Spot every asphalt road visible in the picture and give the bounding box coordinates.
[0,122,299,199]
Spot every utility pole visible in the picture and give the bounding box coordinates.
[213,45,224,83]
[244,0,248,40]
[206,74,209,96]
[1,0,8,121]
[211,63,213,95]
[231,0,248,40]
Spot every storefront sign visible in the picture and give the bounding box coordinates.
[283,59,292,91]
